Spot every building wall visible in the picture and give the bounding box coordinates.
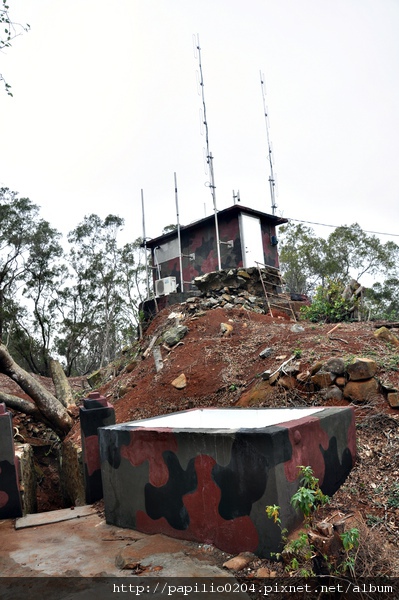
[261,222,279,267]
[151,213,280,291]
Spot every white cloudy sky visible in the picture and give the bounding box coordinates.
[1,0,398,247]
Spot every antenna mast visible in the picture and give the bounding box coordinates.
[174,172,184,293]
[141,189,150,300]
[260,71,277,215]
[195,34,222,270]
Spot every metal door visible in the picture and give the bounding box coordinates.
[239,214,264,268]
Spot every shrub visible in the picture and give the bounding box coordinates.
[300,279,354,323]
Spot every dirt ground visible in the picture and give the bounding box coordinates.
[5,304,399,576]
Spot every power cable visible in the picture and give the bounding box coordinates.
[285,217,399,238]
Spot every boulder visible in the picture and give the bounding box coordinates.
[297,370,310,382]
[310,361,323,375]
[343,378,379,402]
[223,552,255,571]
[171,373,187,389]
[374,326,399,347]
[387,392,399,408]
[236,380,275,406]
[259,347,273,359]
[321,385,343,401]
[279,375,296,389]
[347,357,377,381]
[325,357,346,375]
[311,371,334,389]
[163,325,188,346]
[290,324,305,333]
[220,322,233,336]
[87,369,104,388]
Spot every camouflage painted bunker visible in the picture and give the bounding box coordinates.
[99,407,356,557]
[145,204,287,293]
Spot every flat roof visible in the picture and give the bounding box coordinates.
[103,407,326,432]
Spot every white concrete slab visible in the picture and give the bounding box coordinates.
[107,407,325,431]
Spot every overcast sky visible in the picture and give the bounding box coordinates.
[1,0,398,248]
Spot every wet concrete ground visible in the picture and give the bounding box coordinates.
[0,509,253,599]
[0,508,232,578]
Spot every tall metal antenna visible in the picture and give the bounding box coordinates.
[174,172,184,293]
[260,71,277,215]
[141,189,150,299]
[194,34,221,270]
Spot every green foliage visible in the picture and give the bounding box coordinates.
[56,215,147,375]
[365,277,399,321]
[387,482,399,508]
[265,468,365,578]
[341,527,359,552]
[0,1,30,95]
[278,222,327,295]
[279,222,399,308]
[0,189,150,376]
[265,504,281,525]
[366,514,384,527]
[339,528,360,576]
[162,224,178,234]
[300,279,354,323]
[284,532,314,575]
[291,465,330,519]
[0,189,66,375]
[266,466,329,577]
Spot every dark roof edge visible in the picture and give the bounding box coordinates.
[145,204,288,248]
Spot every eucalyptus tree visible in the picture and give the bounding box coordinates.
[279,221,399,298]
[119,238,148,341]
[55,214,126,374]
[0,188,40,340]
[20,220,66,375]
[278,222,327,295]
[325,223,398,281]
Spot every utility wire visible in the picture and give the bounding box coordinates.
[285,217,399,238]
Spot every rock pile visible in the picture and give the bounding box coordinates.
[186,267,297,317]
[239,354,399,409]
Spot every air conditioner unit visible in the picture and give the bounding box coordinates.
[155,277,177,297]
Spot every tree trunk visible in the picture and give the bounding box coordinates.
[49,358,74,408]
[0,344,73,437]
[0,390,44,420]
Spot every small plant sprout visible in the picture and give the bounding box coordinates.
[291,465,330,520]
[265,504,281,525]
[341,527,360,552]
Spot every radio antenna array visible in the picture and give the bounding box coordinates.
[194,34,221,270]
[260,71,277,215]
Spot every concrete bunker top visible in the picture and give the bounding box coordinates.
[102,407,326,432]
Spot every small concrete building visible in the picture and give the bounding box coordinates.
[145,204,287,294]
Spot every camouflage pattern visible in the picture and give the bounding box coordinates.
[99,407,356,558]
[147,205,286,291]
[0,403,23,519]
[80,392,115,504]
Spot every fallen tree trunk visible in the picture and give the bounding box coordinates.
[0,390,43,419]
[49,358,74,408]
[0,344,73,437]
